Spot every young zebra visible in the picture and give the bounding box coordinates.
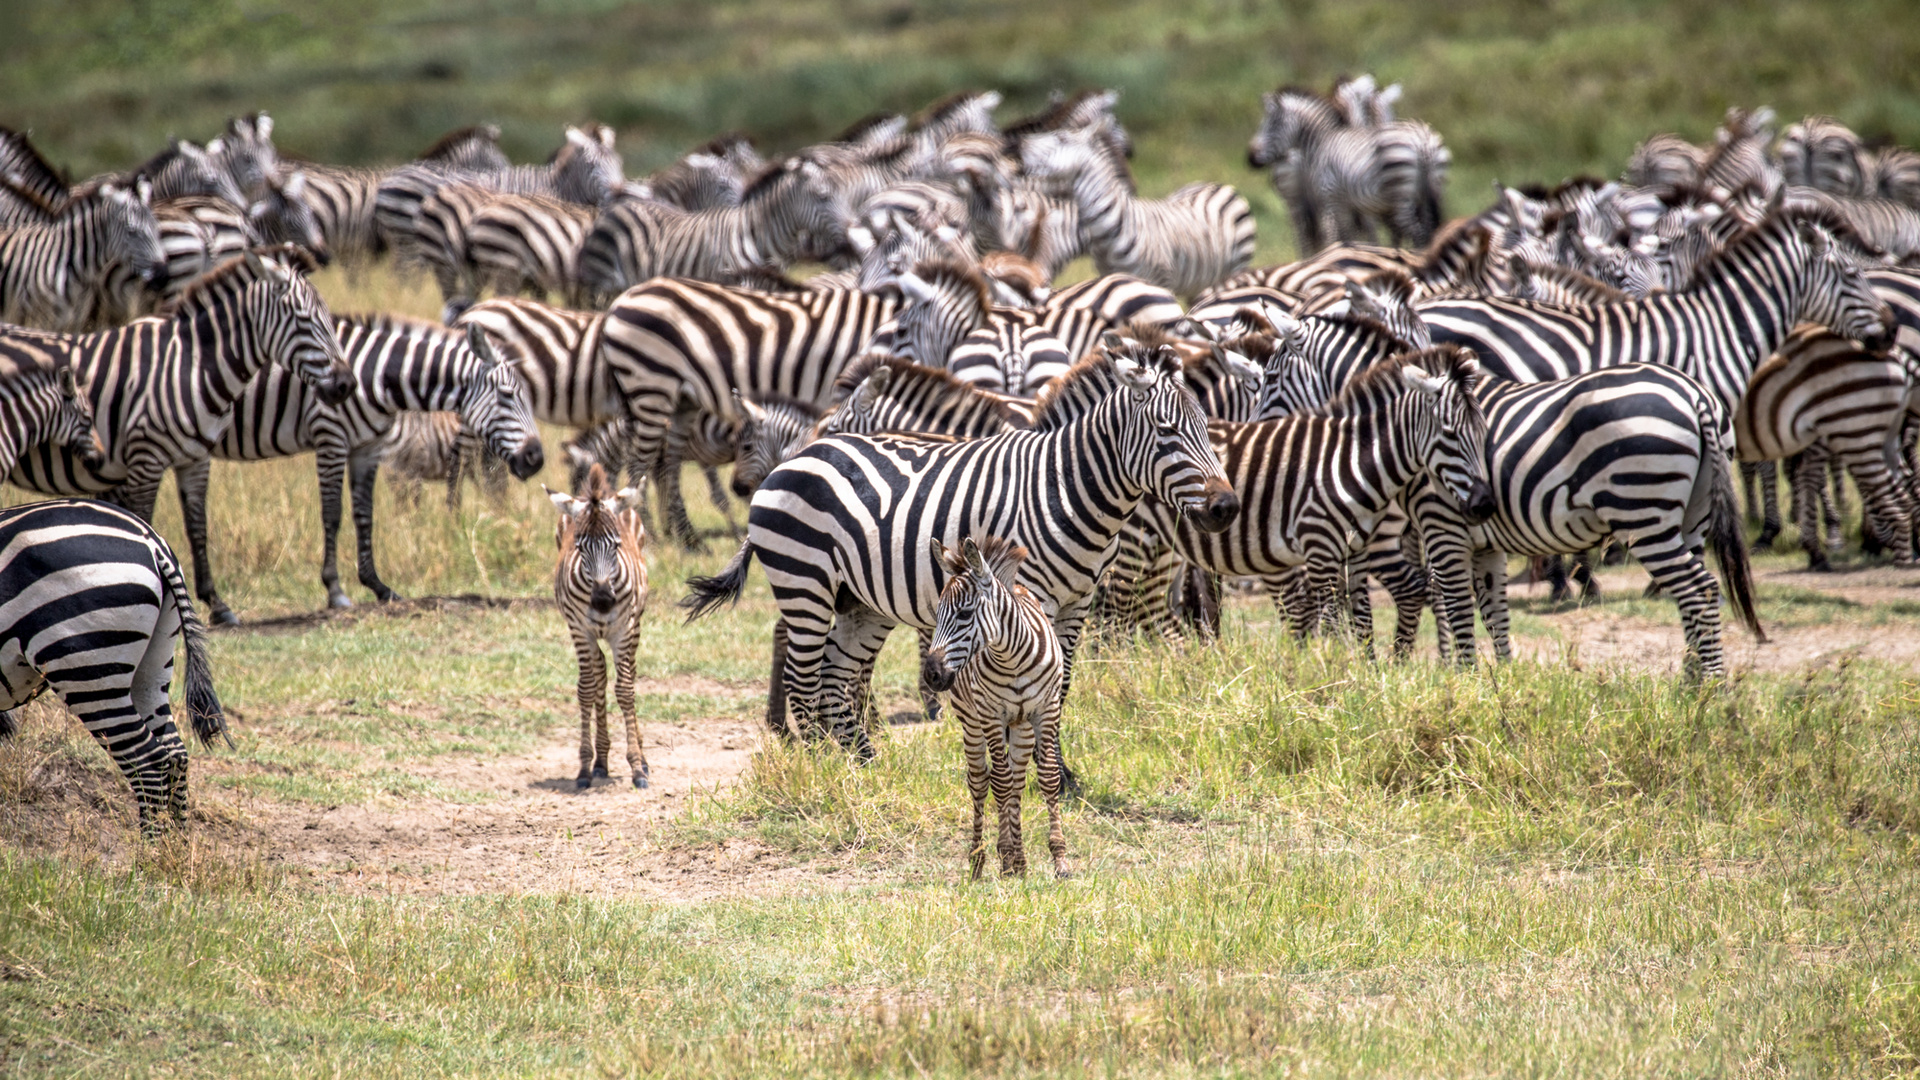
[923,536,1067,880]
[6,250,353,526]
[683,341,1238,772]
[0,347,103,478]
[0,499,225,835]
[1020,117,1255,296]
[549,463,650,790]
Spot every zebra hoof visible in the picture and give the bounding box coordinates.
[211,609,241,627]
[1053,869,1073,881]
[592,765,609,781]
[328,593,354,611]
[633,769,649,790]
[575,774,593,790]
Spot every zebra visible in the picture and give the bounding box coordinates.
[0,177,166,332]
[1625,132,1708,194]
[6,250,353,527]
[286,124,510,268]
[1020,117,1255,296]
[681,340,1239,771]
[549,462,651,790]
[1735,325,1913,568]
[209,112,280,203]
[1408,363,1766,678]
[922,535,1067,880]
[0,499,225,835]
[1698,106,1781,202]
[177,315,543,620]
[1784,185,1920,264]
[377,410,510,509]
[1247,84,1449,251]
[989,182,1084,282]
[461,192,597,313]
[888,260,1077,394]
[1127,347,1493,651]
[0,342,102,477]
[1779,116,1872,198]
[596,277,905,497]
[1415,209,1895,421]
[577,155,850,302]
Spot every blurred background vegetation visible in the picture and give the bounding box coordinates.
[6,0,1918,263]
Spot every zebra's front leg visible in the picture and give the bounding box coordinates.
[1749,460,1782,551]
[1049,605,1094,798]
[613,619,648,788]
[652,452,703,553]
[1471,547,1512,663]
[348,443,402,602]
[315,440,357,609]
[173,460,237,625]
[990,713,1027,877]
[1342,547,1375,659]
[916,626,943,723]
[572,633,608,789]
[963,706,992,881]
[701,466,738,536]
[1851,459,1915,564]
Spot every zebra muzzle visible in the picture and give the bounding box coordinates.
[1187,482,1242,534]
[920,647,956,693]
[590,584,617,614]
[509,442,545,481]
[1464,479,1497,525]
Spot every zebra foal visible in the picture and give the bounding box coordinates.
[0,500,225,834]
[923,536,1067,880]
[549,463,651,790]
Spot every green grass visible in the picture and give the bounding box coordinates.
[7,0,1920,264]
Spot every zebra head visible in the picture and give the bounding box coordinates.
[897,259,991,365]
[1015,123,1101,187]
[1401,346,1495,524]
[922,535,1030,694]
[1795,222,1895,353]
[1248,88,1336,169]
[47,365,105,467]
[753,156,851,266]
[1102,335,1239,533]
[555,124,625,206]
[457,323,544,481]
[548,463,644,616]
[95,179,168,293]
[248,170,331,266]
[139,138,248,207]
[213,112,278,202]
[729,390,819,497]
[235,248,354,405]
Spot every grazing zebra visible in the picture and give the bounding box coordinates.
[1247,84,1449,251]
[1020,117,1255,296]
[463,192,597,312]
[0,499,225,835]
[596,277,904,493]
[1129,347,1493,651]
[6,250,352,525]
[922,535,1067,880]
[577,156,850,301]
[1409,363,1765,677]
[1416,210,1895,419]
[549,462,650,790]
[0,349,103,477]
[0,178,166,331]
[1734,326,1913,568]
[681,341,1238,770]
[179,316,543,619]
[287,125,509,267]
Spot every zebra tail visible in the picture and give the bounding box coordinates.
[680,539,756,623]
[159,550,231,748]
[1705,441,1769,645]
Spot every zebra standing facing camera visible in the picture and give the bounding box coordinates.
[922,535,1068,881]
[549,463,650,790]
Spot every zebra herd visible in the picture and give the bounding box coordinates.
[3,83,1920,871]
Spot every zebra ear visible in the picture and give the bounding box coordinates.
[465,323,501,368]
[1213,344,1262,390]
[282,170,307,201]
[1098,330,1131,355]
[928,535,949,569]
[206,137,225,156]
[1400,365,1444,397]
[256,113,273,140]
[57,366,79,398]
[898,270,936,304]
[243,247,268,277]
[544,485,575,513]
[962,537,991,583]
[733,388,768,426]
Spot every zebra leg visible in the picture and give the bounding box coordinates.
[1179,565,1223,641]
[1049,605,1093,798]
[1541,555,1573,604]
[962,700,991,881]
[1847,454,1914,564]
[766,618,796,739]
[1374,552,1429,661]
[132,595,190,828]
[173,460,237,626]
[991,711,1026,877]
[817,610,894,762]
[1793,451,1833,571]
[572,632,606,790]
[1035,697,1068,879]
[701,467,738,535]
[1828,455,1850,552]
[315,439,355,609]
[1471,548,1512,663]
[1751,460,1782,552]
[349,443,402,602]
[1740,461,1761,526]
[652,453,703,553]
[916,626,943,724]
[1637,535,1725,680]
[1574,548,1603,601]
[1344,548,1375,658]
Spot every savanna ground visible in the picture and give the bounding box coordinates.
[0,264,1917,1077]
[6,1,1920,1074]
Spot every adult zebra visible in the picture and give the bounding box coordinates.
[596,277,905,496]
[577,156,850,302]
[0,499,224,835]
[174,315,543,620]
[6,250,352,529]
[0,177,167,332]
[1416,210,1895,418]
[682,340,1239,770]
[1019,118,1255,296]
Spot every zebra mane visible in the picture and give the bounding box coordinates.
[0,172,63,219]
[1082,117,1137,195]
[127,140,195,183]
[1512,256,1630,304]
[418,124,504,163]
[153,249,302,317]
[833,112,906,145]
[691,131,757,159]
[333,310,451,340]
[915,90,994,130]
[1002,89,1109,141]
[1320,344,1475,416]
[913,257,993,314]
[937,533,1028,583]
[0,125,70,198]
[1031,343,1179,430]
[832,353,1021,418]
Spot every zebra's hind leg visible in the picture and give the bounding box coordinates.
[348,444,404,602]
[701,467,738,536]
[1750,460,1782,552]
[174,461,238,625]
[1034,697,1068,879]
[766,619,797,740]
[1641,540,1726,680]
[1471,548,1512,663]
[817,611,895,763]
[916,626,943,724]
[1828,455,1850,552]
[1793,450,1835,572]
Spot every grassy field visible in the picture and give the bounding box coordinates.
[0,260,1915,1075]
[7,0,1920,264]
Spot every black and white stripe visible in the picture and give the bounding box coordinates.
[0,499,225,834]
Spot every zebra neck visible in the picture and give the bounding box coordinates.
[979,604,1043,668]
[387,339,475,413]
[1066,154,1132,246]
[1665,222,1804,365]
[173,286,270,400]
